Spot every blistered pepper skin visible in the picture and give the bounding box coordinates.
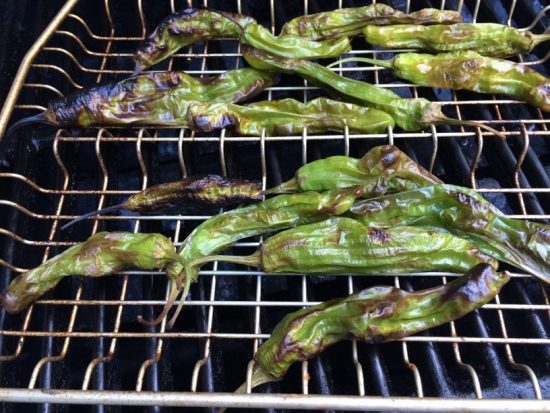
[1,232,180,314]
[363,23,550,58]
[241,45,501,136]
[350,184,550,284]
[270,144,441,193]
[7,68,277,134]
[281,4,461,39]
[188,97,394,135]
[189,217,498,275]
[232,263,509,391]
[133,8,256,72]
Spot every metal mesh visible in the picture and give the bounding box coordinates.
[0,0,548,410]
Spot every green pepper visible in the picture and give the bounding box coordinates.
[266,144,441,194]
[60,175,263,231]
[350,184,550,284]
[1,232,181,314]
[331,52,550,112]
[363,23,550,58]
[188,97,394,135]
[133,8,256,73]
[187,217,498,276]
[241,45,504,136]
[154,188,363,328]
[7,68,277,134]
[280,4,462,40]
[231,263,509,394]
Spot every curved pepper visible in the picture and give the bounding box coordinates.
[7,68,277,134]
[241,45,504,136]
[188,97,394,135]
[363,23,550,58]
[266,144,441,194]
[280,4,462,39]
[60,175,263,230]
[341,51,550,112]
[187,216,498,276]
[350,184,550,284]
[1,232,181,314]
[230,263,509,395]
[133,8,256,73]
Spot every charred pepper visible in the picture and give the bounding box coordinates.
[331,52,550,112]
[280,4,462,39]
[242,45,503,136]
[231,263,509,395]
[363,23,550,58]
[266,144,441,194]
[60,175,263,230]
[188,97,394,135]
[350,184,550,284]
[134,8,256,73]
[187,217,498,276]
[1,232,182,314]
[7,68,277,134]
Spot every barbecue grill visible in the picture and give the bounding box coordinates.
[0,0,549,411]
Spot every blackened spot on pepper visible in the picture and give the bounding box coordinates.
[380,146,398,168]
[369,228,390,243]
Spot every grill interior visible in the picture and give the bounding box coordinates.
[0,0,549,411]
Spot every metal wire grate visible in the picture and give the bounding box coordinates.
[0,0,549,410]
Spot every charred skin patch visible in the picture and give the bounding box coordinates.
[369,228,391,243]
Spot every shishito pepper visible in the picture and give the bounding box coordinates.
[363,23,550,58]
[7,68,277,134]
[280,4,462,39]
[229,263,509,395]
[186,217,498,276]
[266,144,441,194]
[134,8,257,73]
[350,184,550,284]
[241,45,504,136]
[1,232,182,314]
[188,97,394,135]
[60,175,263,230]
[331,52,550,112]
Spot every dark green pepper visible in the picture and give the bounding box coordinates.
[1,232,182,314]
[332,51,550,112]
[350,184,550,284]
[60,175,263,230]
[241,45,504,136]
[363,23,550,58]
[280,4,462,40]
[7,68,277,134]
[187,217,498,276]
[266,144,441,194]
[231,263,509,394]
[188,97,394,135]
[133,8,256,73]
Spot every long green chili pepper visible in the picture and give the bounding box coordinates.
[349,184,550,284]
[265,144,441,194]
[363,23,550,58]
[188,97,395,135]
[151,188,364,328]
[241,45,504,137]
[331,52,550,112]
[7,68,277,134]
[280,4,462,40]
[133,8,256,73]
[187,217,498,277]
[1,232,182,314]
[228,263,509,397]
[60,175,263,231]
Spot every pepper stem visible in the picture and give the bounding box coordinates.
[5,112,50,137]
[263,177,300,194]
[217,365,278,413]
[440,116,506,139]
[137,278,181,327]
[60,203,126,231]
[186,251,262,272]
[532,33,550,48]
[326,56,394,70]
